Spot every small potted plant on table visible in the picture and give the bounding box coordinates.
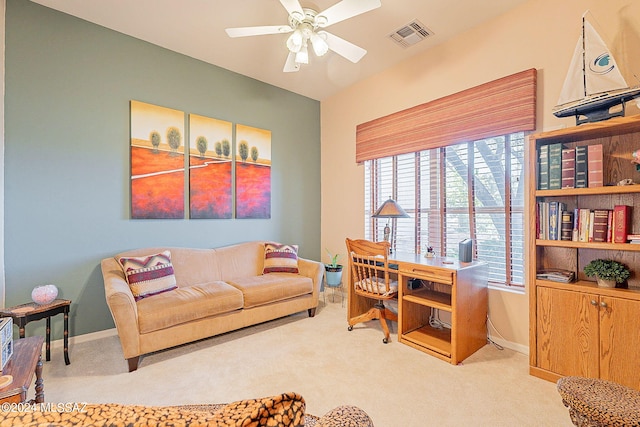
[583,259,631,288]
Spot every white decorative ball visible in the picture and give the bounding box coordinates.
[31,284,58,305]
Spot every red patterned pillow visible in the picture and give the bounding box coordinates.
[118,251,178,300]
[263,243,299,274]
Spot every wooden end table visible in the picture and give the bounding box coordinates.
[0,299,71,365]
[0,336,44,403]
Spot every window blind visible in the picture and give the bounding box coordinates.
[366,132,525,288]
[355,69,537,164]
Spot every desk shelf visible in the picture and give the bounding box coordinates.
[402,325,452,357]
[403,289,452,312]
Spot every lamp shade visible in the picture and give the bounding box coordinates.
[310,32,329,56]
[372,198,409,218]
[295,44,309,64]
[286,29,303,53]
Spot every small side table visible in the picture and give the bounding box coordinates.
[0,336,45,404]
[0,299,71,365]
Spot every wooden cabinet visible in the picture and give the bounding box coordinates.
[528,114,640,390]
[393,253,488,365]
[535,284,640,389]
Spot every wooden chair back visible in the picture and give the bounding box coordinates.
[345,238,396,300]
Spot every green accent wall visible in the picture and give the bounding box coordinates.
[4,0,321,338]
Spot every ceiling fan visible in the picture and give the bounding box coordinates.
[225,0,381,72]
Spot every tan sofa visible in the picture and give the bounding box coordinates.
[101,241,324,371]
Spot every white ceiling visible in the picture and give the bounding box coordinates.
[30,0,529,101]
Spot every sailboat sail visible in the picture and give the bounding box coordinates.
[583,20,627,94]
[553,12,640,123]
[557,20,627,105]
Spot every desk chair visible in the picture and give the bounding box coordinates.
[345,238,398,343]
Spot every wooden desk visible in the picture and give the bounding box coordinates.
[0,336,44,404]
[0,299,71,365]
[347,252,487,364]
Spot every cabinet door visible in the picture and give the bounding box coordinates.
[599,296,640,390]
[536,287,599,377]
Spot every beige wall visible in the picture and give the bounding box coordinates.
[321,0,640,352]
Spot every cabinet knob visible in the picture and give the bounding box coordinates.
[600,301,608,308]
[590,300,598,306]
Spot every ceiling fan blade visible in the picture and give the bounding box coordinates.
[322,31,367,63]
[283,52,301,72]
[225,25,292,38]
[316,0,381,27]
[279,0,304,19]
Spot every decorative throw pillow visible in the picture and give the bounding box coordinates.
[118,250,178,301]
[263,242,299,274]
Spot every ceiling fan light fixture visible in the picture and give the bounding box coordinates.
[295,44,309,64]
[226,0,382,73]
[310,32,329,56]
[286,29,303,53]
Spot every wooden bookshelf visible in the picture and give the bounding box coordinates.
[528,114,640,391]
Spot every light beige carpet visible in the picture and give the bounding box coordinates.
[41,298,572,426]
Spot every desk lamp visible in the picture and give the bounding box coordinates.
[372,197,409,253]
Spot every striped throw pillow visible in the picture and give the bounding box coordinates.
[263,243,299,274]
[118,251,178,301]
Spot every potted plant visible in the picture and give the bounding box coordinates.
[325,249,343,288]
[583,259,631,288]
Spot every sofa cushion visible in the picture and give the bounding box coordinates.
[263,242,299,274]
[137,281,244,334]
[117,251,178,301]
[226,274,313,308]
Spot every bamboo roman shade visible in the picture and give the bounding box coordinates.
[355,68,537,163]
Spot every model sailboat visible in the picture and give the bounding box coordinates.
[552,12,640,125]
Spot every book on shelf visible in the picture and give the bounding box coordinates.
[548,143,563,189]
[587,144,604,187]
[561,147,576,188]
[578,208,591,242]
[538,145,549,190]
[574,145,588,188]
[572,208,579,241]
[561,211,574,241]
[591,209,610,242]
[628,233,640,244]
[549,201,566,240]
[536,269,575,283]
[537,201,549,240]
[548,201,559,240]
[612,205,631,243]
[536,201,568,240]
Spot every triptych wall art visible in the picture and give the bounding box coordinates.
[130,100,271,220]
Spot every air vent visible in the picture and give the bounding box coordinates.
[389,20,433,48]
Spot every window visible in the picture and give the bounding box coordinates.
[364,132,525,288]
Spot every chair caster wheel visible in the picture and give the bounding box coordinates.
[348,325,353,331]
[383,337,389,344]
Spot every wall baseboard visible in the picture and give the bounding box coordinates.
[488,336,529,355]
